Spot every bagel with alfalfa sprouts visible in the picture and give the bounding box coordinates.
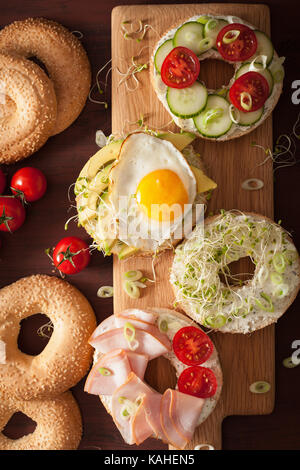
[152,13,285,141]
[170,211,300,334]
[84,308,222,449]
[0,17,91,135]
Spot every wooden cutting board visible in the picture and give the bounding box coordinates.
[111,3,274,450]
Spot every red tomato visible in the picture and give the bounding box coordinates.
[178,366,217,398]
[11,167,47,202]
[161,46,200,89]
[0,196,26,232]
[216,23,257,62]
[229,71,269,112]
[172,326,214,366]
[0,169,6,194]
[53,236,91,275]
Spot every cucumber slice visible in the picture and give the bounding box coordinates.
[236,62,273,95]
[249,30,274,65]
[167,82,208,118]
[173,21,204,55]
[203,18,228,48]
[194,94,232,137]
[237,106,264,126]
[154,39,173,73]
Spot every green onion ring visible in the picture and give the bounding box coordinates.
[97,286,114,298]
[249,381,271,394]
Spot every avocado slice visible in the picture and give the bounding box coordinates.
[190,165,217,193]
[117,243,139,259]
[157,131,196,151]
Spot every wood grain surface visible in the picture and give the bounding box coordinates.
[0,0,299,451]
[112,3,275,450]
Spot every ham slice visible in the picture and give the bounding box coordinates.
[114,316,171,350]
[112,372,158,445]
[115,308,157,325]
[89,328,170,359]
[88,315,116,343]
[84,349,148,396]
[160,389,204,449]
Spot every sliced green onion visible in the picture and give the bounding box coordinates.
[97,286,114,298]
[249,55,267,72]
[197,15,210,24]
[158,318,168,333]
[198,37,214,53]
[205,314,226,328]
[241,178,264,191]
[123,280,140,299]
[249,381,271,394]
[118,396,126,404]
[98,367,112,376]
[206,19,218,30]
[274,283,289,298]
[223,29,240,44]
[270,271,283,285]
[257,265,269,284]
[123,270,143,281]
[233,306,250,318]
[282,357,299,369]
[134,281,147,288]
[272,252,286,274]
[255,292,274,312]
[123,321,139,350]
[202,108,223,127]
[229,104,240,124]
[240,92,252,111]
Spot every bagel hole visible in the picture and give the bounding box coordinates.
[199,58,234,90]
[144,356,177,394]
[219,256,255,286]
[18,314,53,356]
[28,56,49,77]
[2,412,37,439]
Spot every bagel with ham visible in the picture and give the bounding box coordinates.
[85,308,222,449]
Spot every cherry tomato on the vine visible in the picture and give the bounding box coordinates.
[11,167,47,202]
[0,196,26,232]
[52,236,91,275]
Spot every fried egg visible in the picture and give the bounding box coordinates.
[108,133,197,252]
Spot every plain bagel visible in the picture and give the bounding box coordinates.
[0,17,91,135]
[0,52,57,164]
[0,274,96,400]
[0,391,82,450]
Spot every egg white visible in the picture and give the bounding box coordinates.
[108,133,197,252]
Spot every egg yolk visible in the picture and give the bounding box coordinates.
[136,169,189,221]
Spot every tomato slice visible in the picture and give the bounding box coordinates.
[172,326,214,366]
[161,46,200,89]
[229,71,269,112]
[178,366,217,398]
[216,23,257,62]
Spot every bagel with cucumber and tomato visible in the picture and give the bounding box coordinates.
[152,14,284,141]
[75,131,217,259]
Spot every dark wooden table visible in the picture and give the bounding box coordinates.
[0,0,299,451]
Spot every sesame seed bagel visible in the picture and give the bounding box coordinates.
[0,391,82,450]
[0,274,96,400]
[0,17,91,135]
[0,52,57,164]
[170,211,300,334]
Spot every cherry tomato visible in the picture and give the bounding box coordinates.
[11,167,47,202]
[178,366,217,398]
[229,71,269,112]
[216,23,257,62]
[173,326,214,366]
[161,46,200,89]
[0,169,6,194]
[53,236,91,275]
[0,196,26,232]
